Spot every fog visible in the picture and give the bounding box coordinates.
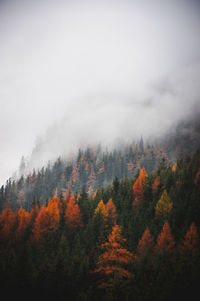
[0,0,200,184]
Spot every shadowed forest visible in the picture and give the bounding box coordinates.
[1,146,200,300]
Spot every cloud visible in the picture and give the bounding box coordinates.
[0,0,200,183]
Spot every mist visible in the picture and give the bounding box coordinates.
[0,0,200,183]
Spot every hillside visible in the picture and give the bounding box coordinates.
[0,140,170,212]
[0,148,200,300]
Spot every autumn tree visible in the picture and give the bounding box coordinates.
[0,207,17,242]
[155,221,175,254]
[152,176,161,193]
[155,190,172,218]
[65,195,82,228]
[179,223,199,255]
[15,207,30,240]
[132,167,148,209]
[94,200,108,222]
[94,224,134,293]
[136,228,154,258]
[105,198,117,226]
[32,197,60,243]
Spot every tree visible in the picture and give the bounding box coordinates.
[179,223,199,255]
[0,207,17,242]
[65,195,82,228]
[94,200,108,222]
[132,167,148,209]
[94,224,134,291]
[105,198,117,226]
[32,197,60,243]
[152,176,160,193]
[155,190,172,218]
[15,207,30,239]
[136,228,154,257]
[155,222,175,254]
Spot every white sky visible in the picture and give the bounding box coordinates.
[0,0,200,184]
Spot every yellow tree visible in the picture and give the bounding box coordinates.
[94,224,134,291]
[155,190,173,218]
[94,200,108,222]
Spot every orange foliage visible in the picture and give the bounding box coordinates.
[16,207,30,239]
[33,198,60,242]
[172,162,177,172]
[179,223,199,254]
[94,224,134,290]
[65,195,82,227]
[132,167,148,209]
[155,222,175,254]
[0,208,17,240]
[152,176,160,193]
[137,228,154,257]
[105,199,117,226]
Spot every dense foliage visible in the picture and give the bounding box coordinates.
[0,147,200,300]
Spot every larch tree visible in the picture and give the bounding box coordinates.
[152,176,161,193]
[105,198,117,226]
[94,200,108,222]
[94,224,134,291]
[179,223,199,255]
[15,207,30,239]
[155,190,173,218]
[65,195,82,228]
[132,167,148,209]
[0,207,17,242]
[136,227,154,258]
[32,197,60,243]
[155,221,175,254]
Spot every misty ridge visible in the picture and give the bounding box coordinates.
[15,105,200,181]
[1,0,200,184]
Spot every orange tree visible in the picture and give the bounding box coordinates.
[94,224,134,299]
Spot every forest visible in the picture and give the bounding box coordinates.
[0,146,200,300]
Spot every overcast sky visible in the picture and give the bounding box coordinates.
[0,0,200,184]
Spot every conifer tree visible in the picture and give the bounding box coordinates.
[136,228,154,257]
[132,167,148,209]
[155,190,172,218]
[155,221,175,254]
[179,223,199,255]
[65,195,82,227]
[94,224,134,291]
[94,200,108,222]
